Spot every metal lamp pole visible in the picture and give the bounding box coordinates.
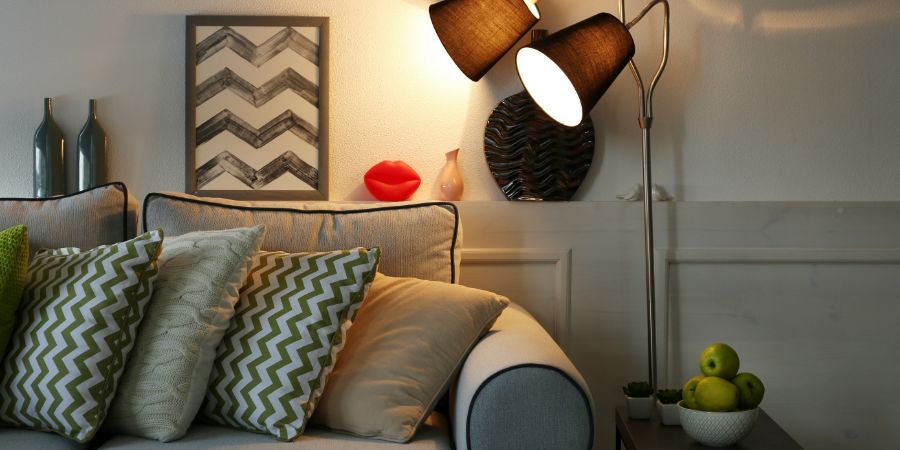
[619,0,671,394]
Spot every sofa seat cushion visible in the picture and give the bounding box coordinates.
[0,428,91,449]
[0,183,138,256]
[98,413,451,450]
[142,192,461,283]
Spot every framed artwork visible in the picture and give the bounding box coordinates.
[186,16,329,200]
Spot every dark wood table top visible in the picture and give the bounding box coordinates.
[615,406,803,450]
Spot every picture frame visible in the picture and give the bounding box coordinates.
[185,15,329,200]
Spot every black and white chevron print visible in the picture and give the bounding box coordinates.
[197,151,318,189]
[193,24,321,192]
[197,68,318,107]
[197,110,317,148]
[197,26,318,67]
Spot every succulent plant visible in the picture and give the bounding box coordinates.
[622,381,653,398]
[656,388,683,404]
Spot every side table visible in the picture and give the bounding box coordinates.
[615,406,803,449]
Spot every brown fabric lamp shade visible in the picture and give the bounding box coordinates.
[516,12,635,126]
[430,0,540,81]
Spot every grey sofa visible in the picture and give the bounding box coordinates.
[0,183,594,450]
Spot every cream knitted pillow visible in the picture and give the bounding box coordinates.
[104,226,265,442]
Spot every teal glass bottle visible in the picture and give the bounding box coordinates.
[33,98,66,198]
[77,99,108,191]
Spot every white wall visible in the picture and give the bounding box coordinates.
[0,0,898,201]
[458,201,900,450]
[1,2,899,449]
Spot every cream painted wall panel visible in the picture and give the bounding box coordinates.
[0,1,899,200]
[460,248,572,345]
[456,201,900,450]
[667,261,900,450]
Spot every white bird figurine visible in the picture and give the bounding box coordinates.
[616,184,673,202]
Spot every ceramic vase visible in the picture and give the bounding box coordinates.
[626,396,653,420]
[77,99,109,191]
[33,98,66,198]
[437,149,464,201]
[484,91,594,201]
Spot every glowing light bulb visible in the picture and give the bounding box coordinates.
[516,47,583,127]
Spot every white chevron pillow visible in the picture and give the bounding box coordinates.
[200,247,380,441]
[0,230,164,443]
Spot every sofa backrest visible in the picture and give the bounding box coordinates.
[0,183,138,255]
[143,192,462,283]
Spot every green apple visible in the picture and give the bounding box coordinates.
[699,342,740,379]
[732,372,765,410]
[681,375,705,410]
[695,376,739,412]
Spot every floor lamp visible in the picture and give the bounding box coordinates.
[431,0,671,392]
[516,0,670,393]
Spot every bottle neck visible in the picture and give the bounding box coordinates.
[89,99,98,119]
[44,98,52,116]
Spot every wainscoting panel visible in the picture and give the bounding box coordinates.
[455,201,900,450]
[459,248,572,346]
[655,248,900,449]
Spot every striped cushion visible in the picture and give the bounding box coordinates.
[200,247,380,441]
[0,183,138,257]
[143,192,461,283]
[0,230,163,443]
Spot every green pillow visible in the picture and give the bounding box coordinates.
[0,230,164,443]
[0,225,28,356]
[201,247,381,441]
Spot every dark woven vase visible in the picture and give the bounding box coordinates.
[484,91,595,201]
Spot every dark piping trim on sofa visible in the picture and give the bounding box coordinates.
[0,182,131,242]
[465,363,595,450]
[142,193,461,283]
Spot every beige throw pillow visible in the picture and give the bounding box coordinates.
[311,273,509,442]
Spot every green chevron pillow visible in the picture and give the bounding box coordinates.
[0,225,28,357]
[200,247,381,441]
[0,229,163,443]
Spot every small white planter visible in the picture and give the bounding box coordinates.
[626,396,653,419]
[657,400,680,425]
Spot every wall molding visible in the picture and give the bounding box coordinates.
[653,247,900,386]
[461,248,572,347]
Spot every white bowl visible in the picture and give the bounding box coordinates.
[677,401,759,447]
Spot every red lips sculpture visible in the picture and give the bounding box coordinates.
[364,161,421,201]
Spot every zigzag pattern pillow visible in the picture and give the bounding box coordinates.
[200,247,380,441]
[0,230,163,443]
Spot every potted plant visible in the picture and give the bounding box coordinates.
[622,381,653,419]
[656,389,682,425]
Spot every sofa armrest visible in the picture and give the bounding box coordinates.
[451,303,594,450]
